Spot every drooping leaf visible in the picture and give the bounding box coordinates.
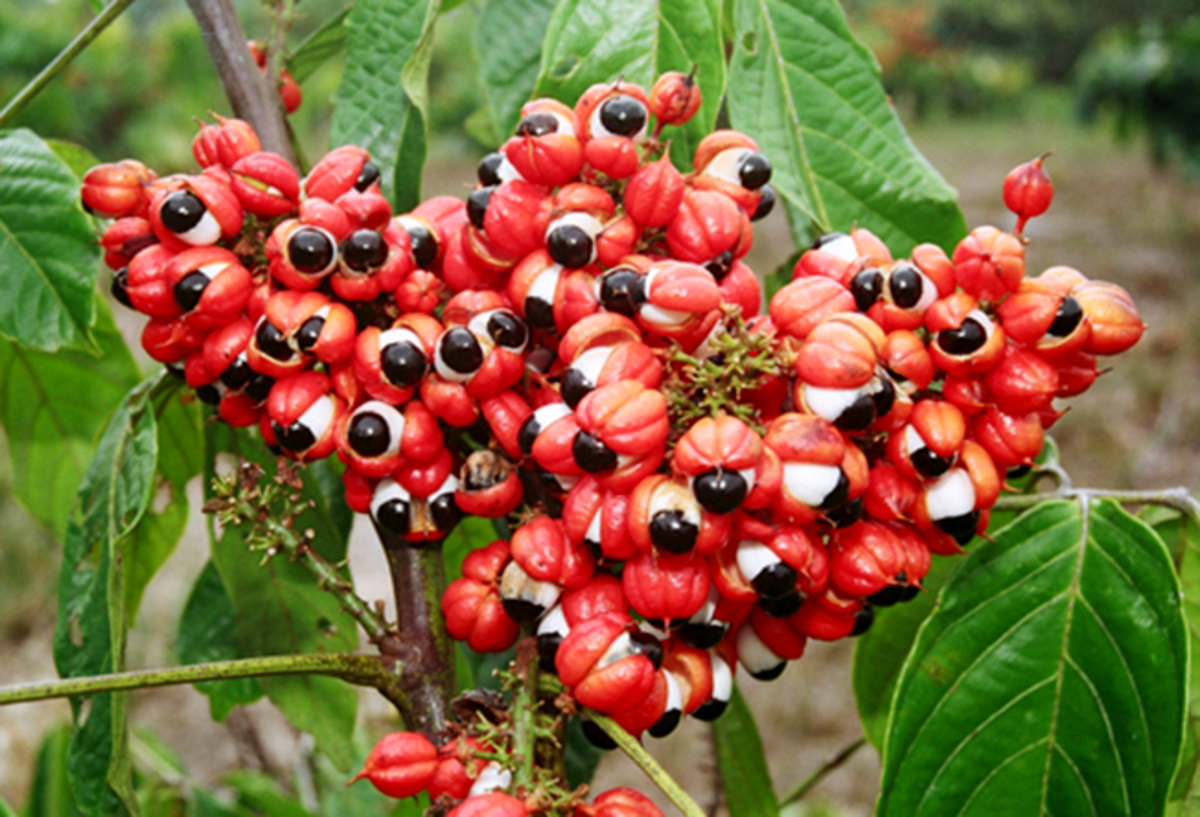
[205,425,359,771]
[475,0,558,142]
[52,374,166,816]
[726,0,966,254]
[0,129,99,351]
[0,296,139,539]
[176,561,265,720]
[713,686,779,817]
[287,8,351,83]
[26,723,82,817]
[331,0,442,211]
[533,0,726,169]
[877,498,1188,817]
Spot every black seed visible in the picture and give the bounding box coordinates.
[430,493,461,533]
[900,584,921,603]
[547,225,593,269]
[582,536,602,561]
[1007,464,1033,480]
[599,269,646,317]
[573,430,616,473]
[406,223,438,269]
[759,590,803,618]
[749,661,786,681]
[525,296,555,332]
[221,358,252,391]
[811,231,850,251]
[851,606,875,636]
[693,469,747,514]
[255,320,294,362]
[537,633,563,671]
[750,561,798,599]
[678,621,727,650]
[648,709,681,738]
[111,268,132,308]
[502,598,546,627]
[355,161,380,191]
[161,191,205,234]
[705,251,734,282]
[649,509,698,554]
[888,263,924,309]
[174,271,209,312]
[381,341,427,388]
[518,416,541,456]
[296,316,324,351]
[911,446,951,479]
[936,511,980,545]
[244,374,274,403]
[833,392,877,432]
[738,152,772,190]
[868,584,908,608]
[477,152,505,186]
[288,228,335,273]
[561,368,593,409]
[275,420,316,453]
[440,328,484,375]
[752,184,776,221]
[825,496,864,528]
[516,111,559,137]
[851,268,884,312]
[937,318,987,356]
[349,412,390,457]
[818,470,851,511]
[467,186,494,230]
[872,379,896,418]
[341,229,387,272]
[374,498,411,536]
[581,718,617,750]
[599,96,647,136]
[1049,295,1083,338]
[487,310,528,350]
[195,384,221,405]
[629,630,664,669]
[692,699,728,721]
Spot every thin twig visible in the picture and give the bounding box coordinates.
[778,736,867,807]
[993,486,1200,526]
[586,710,708,817]
[0,0,138,130]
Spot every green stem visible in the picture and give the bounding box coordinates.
[778,736,866,807]
[0,0,138,130]
[586,710,707,817]
[511,638,540,791]
[994,486,1200,523]
[0,654,404,707]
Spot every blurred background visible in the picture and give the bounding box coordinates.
[2,0,1199,814]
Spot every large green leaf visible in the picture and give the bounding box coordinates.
[0,129,99,351]
[0,296,139,540]
[287,8,351,83]
[726,0,966,254]
[713,686,779,817]
[205,425,359,771]
[475,0,559,142]
[330,0,441,211]
[52,374,165,816]
[877,498,1188,817]
[533,0,726,169]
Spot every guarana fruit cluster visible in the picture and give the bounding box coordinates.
[81,71,1143,813]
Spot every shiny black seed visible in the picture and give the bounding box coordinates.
[355,161,380,192]
[819,470,851,511]
[430,493,461,533]
[900,584,921,603]
[752,184,776,221]
[525,296,555,332]
[851,605,875,636]
[648,709,681,738]
[749,661,786,681]
[488,311,528,350]
[599,269,646,317]
[759,591,803,618]
[195,384,221,405]
[1007,464,1033,480]
[738,152,772,190]
[173,271,208,312]
[573,431,616,473]
[256,320,294,361]
[537,633,563,671]
[477,152,505,186]
[888,263,924,309]
[1049,295,1083,338]
[872,379,896,418]
[274,420,316,453]
[288,228,335,273]
[811,231,850,251]
[341,229,387,272]
[502,598,546,627]
[629,630,664,669]
[516,111,559,137]
[833,393,877,432]
[161,191,205,234]
[244,374,274,403]
[851,268,884,312]
[936,511,980,545]
[349,412,390,457]
[381,342,427,388]
[705,251,734,282]
[937,318,987,356]
[649,509,698,554]
[868,584,908,608]
[467,186,494,230]
[751,561,798,599]
[825,496,864,528]
[692,699,728,722]
[221,358,252,390]
[599,96,647,136]
[406,224,438,269]
[440,328,484,375]
[561,368,593,409]
[547,225,593,269]
[374,498,411,536]
[693,468,747,514]
[911,446,951,479]
[678,621,727,650]
[518,416,541,456]
[296,316,324,351]
[111,268,132,308]
[581,718,617,750]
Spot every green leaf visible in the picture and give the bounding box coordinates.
[331,0,441,211]
[287,8,351,83]
[308,457,354,544]
[45,139,101,183]
[532,0,726,170]
[0,296,139,539]
[475,0,558,141]
[713,686,779,817]
[877,498,1188,817]
[26,724,82,817]
[726,0,967,255]
[223,772,311,817]
[176,561,265,720]
[205,425,359,771]
[53,374,166,817]
[443,514,496,584]
[565,715,604,789]
[0,129,100,351]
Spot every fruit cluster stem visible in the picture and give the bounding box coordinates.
[586,710,707,817]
